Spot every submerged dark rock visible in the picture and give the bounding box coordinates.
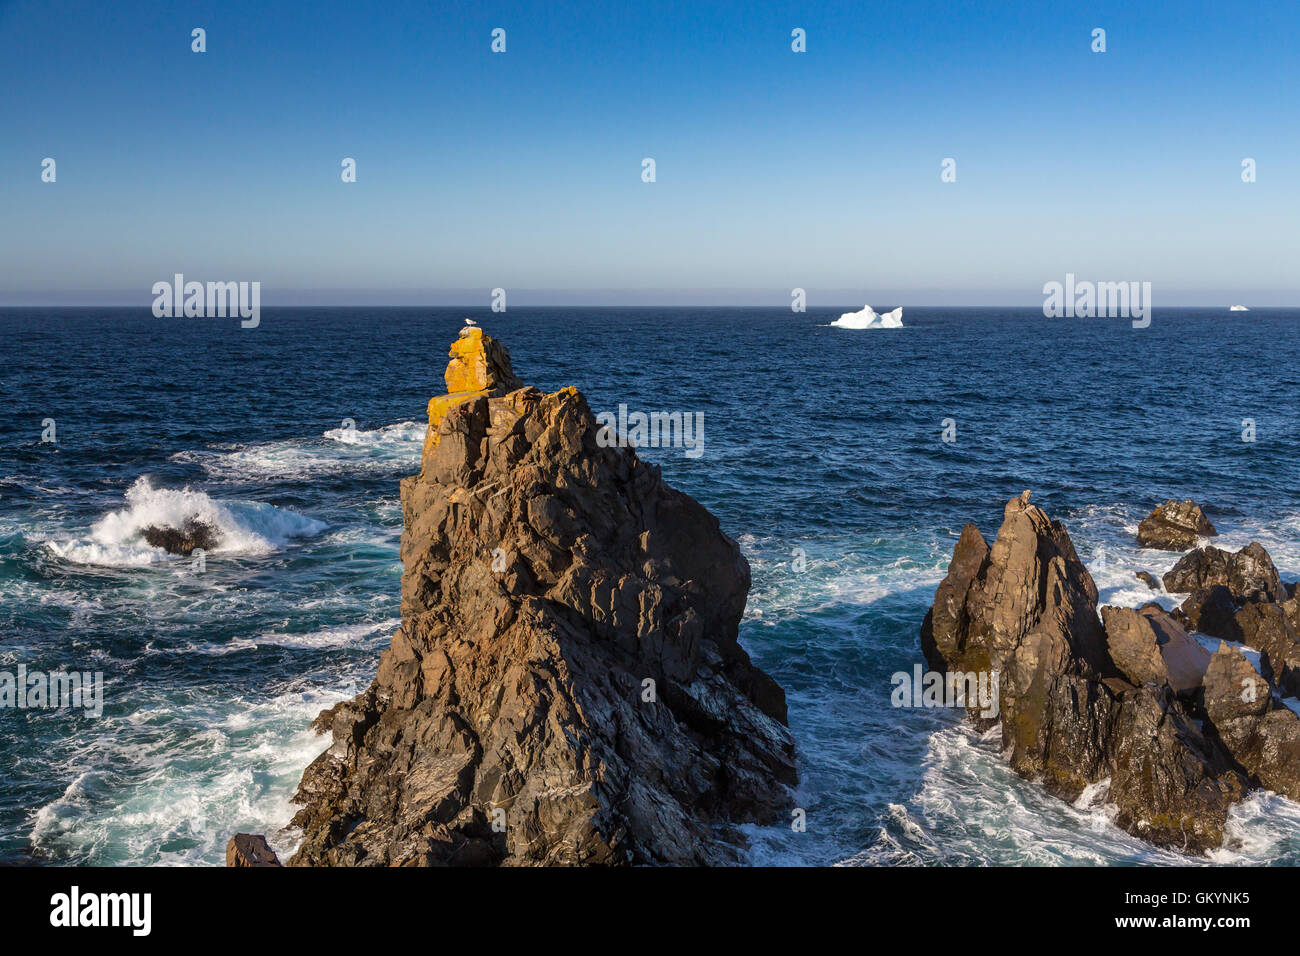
[140,518,219,556]
[284,331,795,866]
[1135,570,1161,591]
[1137,500,1216,551]
[919,492,1300,853]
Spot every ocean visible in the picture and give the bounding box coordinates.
[3,306,1300,866]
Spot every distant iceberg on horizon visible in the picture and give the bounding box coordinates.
[831,305,903,329]
[1229,304,1249,311]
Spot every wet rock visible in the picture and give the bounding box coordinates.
[1101,603,1210,696]
[1232,602,1300,698]
[286,331,795,867]
[226,834,281,867]
[1170,553,1300,699]
[1174,585,1241,640]
[1105,682,1245,850]
[1135,570,1161,591]
[1162,542,1284,603]
[1202,644,1300,802]
[920,523,989,678]
[140,518,219,556]
[1137,500,1216,551]
[923,492,1248,853]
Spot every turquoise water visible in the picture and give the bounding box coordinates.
[3,306,1300,865]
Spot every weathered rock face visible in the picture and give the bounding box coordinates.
[1203,644,1300,802]
[1100,604,1210,696]
[141,518,219,556]
[285,329,795,866]
[1163,542,1284,603]
[922,493,1279,853]
[1231,602,1300,698]
[420,327,525,462]
[1173,585,1240,639]
[226,833,281,867]
[1137,500,1216,551]
[1165,543,1300,698]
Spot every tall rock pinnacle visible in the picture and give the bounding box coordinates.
[287,328,797,865]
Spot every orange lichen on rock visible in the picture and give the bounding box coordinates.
[422,327,524,459]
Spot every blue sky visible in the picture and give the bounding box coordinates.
[2,0,1297,305]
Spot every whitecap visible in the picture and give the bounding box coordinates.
[183,421,424,480]
[43,476,326,567]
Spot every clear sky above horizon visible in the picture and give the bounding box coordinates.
[3,0,1297,306]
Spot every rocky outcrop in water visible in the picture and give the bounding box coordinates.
[1165,543,1300,698]
[1203,644,1300,802]
[141,518,219,556]
[1137,500,1216,551]
[281,328,795,866]
[226,833,281,867]
[1163,542,1283,602]
[1134,570,1161,591]
[923,492,1300,853]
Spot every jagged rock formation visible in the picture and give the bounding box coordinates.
[1137,500,1217,551]
[1163,542,1283,602]
[1173,585,1239,637]
[1167,545,1300,699]
[1203,644,1300,802]
[141,518,219,556]
[421,327,523,461]
[923,492,1300,853]
[226,834,281,867]
[284,329,795,866]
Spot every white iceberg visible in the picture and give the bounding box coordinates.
[1229,304,1249,311]
[830,304,903,329]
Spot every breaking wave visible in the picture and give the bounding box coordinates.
[43,477,326,567]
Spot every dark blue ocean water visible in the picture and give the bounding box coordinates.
[3,306,1300,866]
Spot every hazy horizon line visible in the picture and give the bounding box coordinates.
[2,289,1295,309]
[3,303,1292,310]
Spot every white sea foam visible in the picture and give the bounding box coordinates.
[878,725,1204,865]
[43,476,326,567]
[740,532,949,621]
[29,682,360,866]
[323,420,424,446]
[252,619,398,650]
[181,421,424,479]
